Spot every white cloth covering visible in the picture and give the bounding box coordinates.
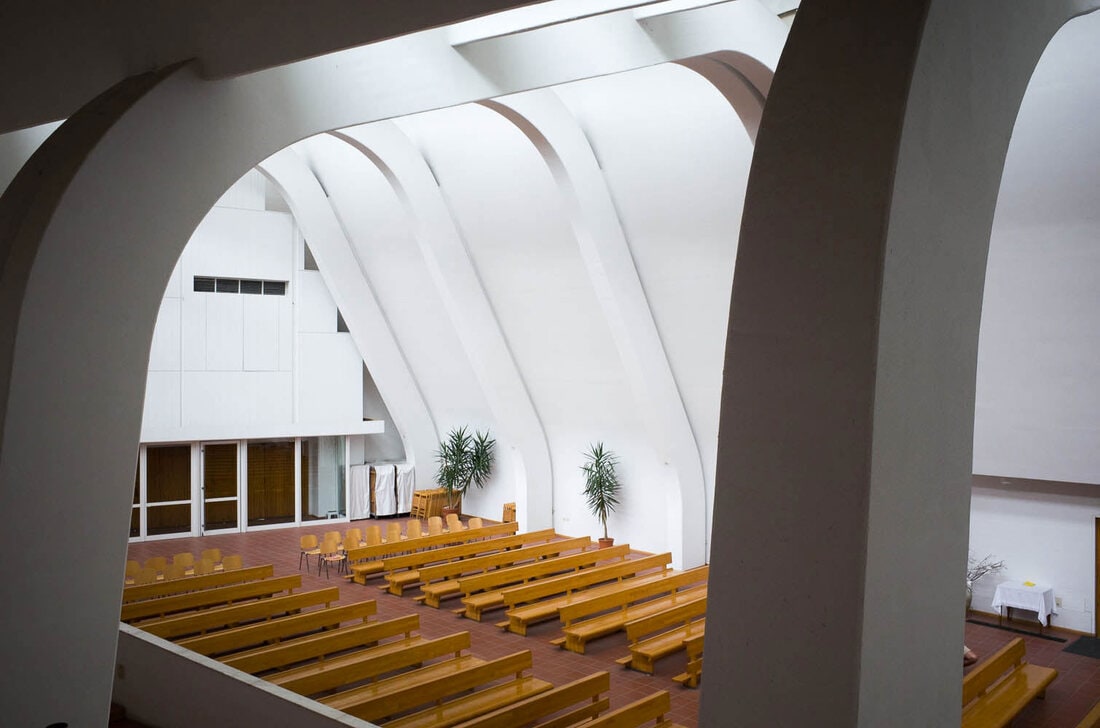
[991,581,1056,625]
[373,464,397,516]
[348,464,371,520]
[395,463,415,514]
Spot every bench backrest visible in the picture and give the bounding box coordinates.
[582,690,672,728]
[121,574,302,622]
[501,550,666,606]
[222,613,419,674]
[624,593,707,642]
[683,633,705,659]
[345,522,520,563]
[558,565,709,625]
[351,651,535,723]
[452,671,611,728]
[962,637,1026,706]
[383,529,557,572]
[458,542,624,596]
[174,597,374,654]
[418,536,590,586]
[142,586,343,640]
[122,564,275,603]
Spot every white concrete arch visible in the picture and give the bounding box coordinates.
[702,1,1100,726]
[255,148,440,479]
[327,122,554,532]
[481,91,709,568]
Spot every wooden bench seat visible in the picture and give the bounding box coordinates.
[346,522,521,584]
[614,598,706,674]
[555,566,708,654]
[384,529,557,596]
[500,552,673,635]
[268,631,471,696]
[140,586,344,641]
[322,650,537,724]
[121,564,274,603]
[672,634,704,688]
[458,544,630,620]
[174,599,376,656]
[384,676,555,728]
[962,637,1057,728]
[584,690,685,728]
[450,671,611,728]
[121,574,301,622]
[416,536,592,608]
[222,613,418,675]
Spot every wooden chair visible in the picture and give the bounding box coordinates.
[195,558,217,576]
[134,566,158,585]
[446,513,465,533]
[467,517,483,530]
[200,548,222,570]
[502,502,516,523]
[172,552,195,572]
[345,527,364,549]
[323,530,341,548]
[319,537,346,578]
[406,519,423,539]
[428,516,444,536]
[144,556,167,575]
[386,521,403,543]
[222,554,243,571]
[365,524,383,547]
[124,559,141,585]
[299,534,320,570]
[163,562,189,581]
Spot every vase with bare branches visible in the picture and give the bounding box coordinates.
[966,552,1005,613]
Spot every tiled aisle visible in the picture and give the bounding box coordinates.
[126,522,1100,727]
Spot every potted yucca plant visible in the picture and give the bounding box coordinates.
[581,442,621,548]
[436,426,496,515]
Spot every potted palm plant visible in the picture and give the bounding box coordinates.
[436,426,496,515]
[581,442,621,548]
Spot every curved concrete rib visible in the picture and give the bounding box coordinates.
[329,123,555,532]
[481,92,709,568]
[256,148,439,478]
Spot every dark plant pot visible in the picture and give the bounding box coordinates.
[442,505,460,518]
[598,537,615,549]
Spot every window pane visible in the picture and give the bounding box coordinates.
[146,503,191,536]
[130,506,140,538]
[263,280,286,296]
[193,276,216,292]
[146,445,190,502]
[216,278,239,293]
[204,500,237,531]
[240,279,262,295]
[204,443,237,499]
[302,436,345,521]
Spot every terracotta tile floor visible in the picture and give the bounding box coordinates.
[125,520,1100,727]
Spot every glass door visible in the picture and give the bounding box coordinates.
[202,442,240,534]
[247,440,296,527]
[145,444,193,537]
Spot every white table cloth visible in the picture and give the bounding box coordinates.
[373,464,397,517]
[991,580,1056,625]
[348,464,371,520]
[395,463,415,514]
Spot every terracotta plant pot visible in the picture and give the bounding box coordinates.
[442,505,460,518]
[598,537,615,549]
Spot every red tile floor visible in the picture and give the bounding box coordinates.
[124,520,1100,727]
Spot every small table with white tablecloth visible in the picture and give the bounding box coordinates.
[991,580,1056,634]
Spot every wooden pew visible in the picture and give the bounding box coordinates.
[384,529,557,596]
[615,599,706,674]
[450,671,611,728]
[345,521,521,584]
[416,536,592,608]
[962,637,1057,728]
[121,574,302,622]
[672,634,704,688]
[499,552,671,635]
[1079,698,1100,728]
[555,566,708,654]
[174,599,376,656]
[583,690,685,728]
[140,587,344,641]
[222,613,419,675]
[459,543,631,621]
[121,564,274,603]
[269,631,471,696]
[323,650,547,724]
